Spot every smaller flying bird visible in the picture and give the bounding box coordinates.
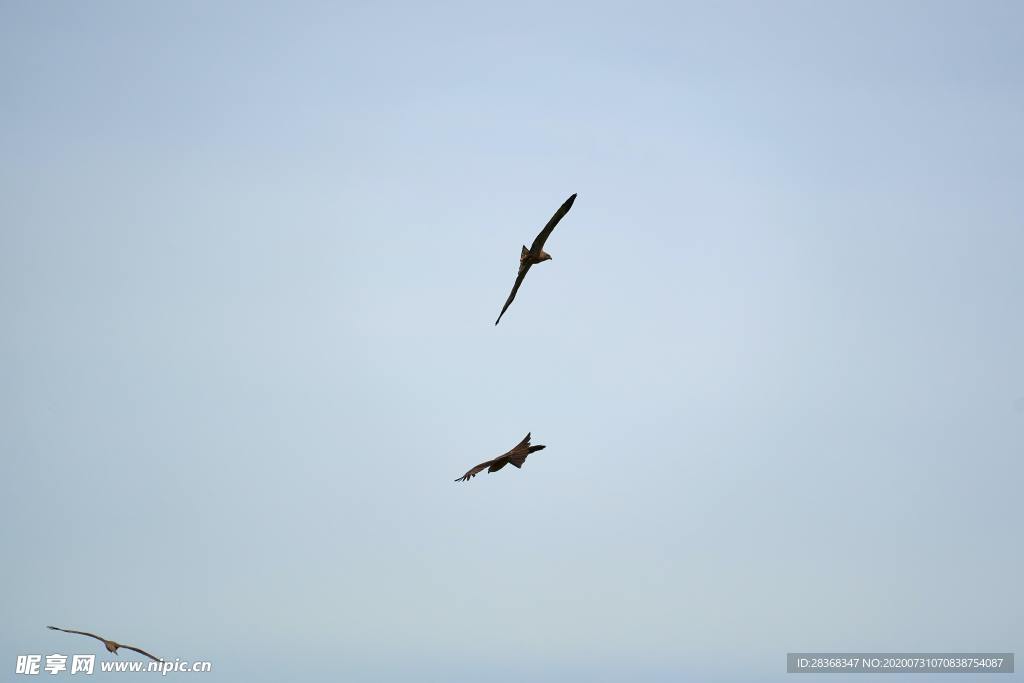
[495,193,577,325]
[47,626,162,662]
[455,432,546,482]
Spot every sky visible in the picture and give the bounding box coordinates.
[1,1,1022,681]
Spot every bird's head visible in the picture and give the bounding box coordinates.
[537,250,552,262]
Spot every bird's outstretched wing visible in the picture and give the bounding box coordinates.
[455,459,495,482]
[47,626,107,645]
[528,193,576,254]
[121,644,161,662]
[494,263,532,325]
[505,433,532,467]
[509,432,532,451]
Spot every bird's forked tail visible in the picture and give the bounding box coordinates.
[509,444,546,469]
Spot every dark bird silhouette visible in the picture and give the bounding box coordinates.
[495,193,577,325]
[455,432,546,482]
[47,626,161,662]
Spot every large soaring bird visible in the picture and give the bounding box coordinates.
[46,626,161,662]
[455,433,546,482]
[495,193,577,325]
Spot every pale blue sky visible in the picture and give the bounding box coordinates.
[2,2,1022,681]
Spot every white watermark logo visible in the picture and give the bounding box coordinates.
[16,654,211,675]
